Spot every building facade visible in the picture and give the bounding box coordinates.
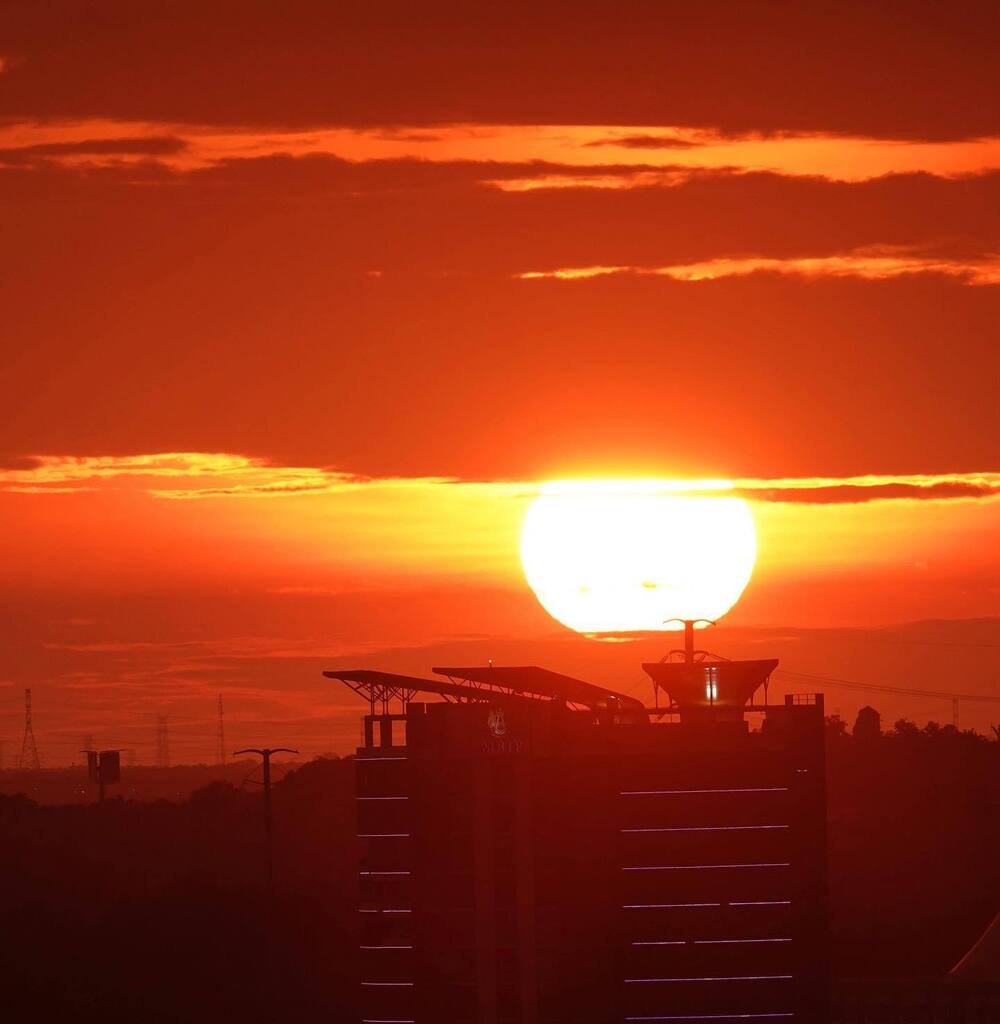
[330,658,830,1024]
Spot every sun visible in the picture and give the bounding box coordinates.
[520,481,757,633]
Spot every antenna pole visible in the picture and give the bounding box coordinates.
[662,618,717,666]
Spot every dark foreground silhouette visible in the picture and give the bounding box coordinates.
[1,719,998,1022]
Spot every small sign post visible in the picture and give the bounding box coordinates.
[83,749,123,802]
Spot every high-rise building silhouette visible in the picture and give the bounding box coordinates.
[156,715,170,768]
[19,688,41,771]
[328,644,830,1024]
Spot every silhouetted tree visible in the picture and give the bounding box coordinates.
[825,714,849,738]
[892,718,920,739]
[852,705,881,741]
[0,758,360,1024]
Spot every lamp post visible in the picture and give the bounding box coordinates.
[234,747,298,890]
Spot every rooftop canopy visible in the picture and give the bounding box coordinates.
[325,665,646,717]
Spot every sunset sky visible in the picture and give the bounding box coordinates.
[2,3,999,763]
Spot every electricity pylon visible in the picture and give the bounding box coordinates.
[19,689,40,770]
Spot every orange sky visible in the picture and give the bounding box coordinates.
[1,3,999,763]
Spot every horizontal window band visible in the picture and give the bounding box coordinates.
[625,1015,794,1021]
[621,788,789,796]
[624,903,722,909]
[623,863,790,871]
[625,975,794,983]
[695,938,793,945]
[621,825,789,833]
[631,938,792,946]
[622,900,791,909]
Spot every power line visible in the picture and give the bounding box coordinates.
[837,635,1000,650]
[776,668,1000,703]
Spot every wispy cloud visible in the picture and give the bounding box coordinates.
[1,120,997,183]
[2,452,262,481]
[538,474,1000,505]
[486,169,697,191]
[517,250,1000,286]
[0,136,186,166]
[0,452,360,496]
[1,454,998,506]
[0,452,473,502]
[730,473,1000,505]
[584,133,705,150]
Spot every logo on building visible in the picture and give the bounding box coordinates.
[487,707,506,738]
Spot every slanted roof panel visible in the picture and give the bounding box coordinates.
[432,665,646,713]
[323,668,536,705]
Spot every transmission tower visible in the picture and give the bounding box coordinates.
[156,715,170,767]
[216,694,226,765]
[19,688,41,770]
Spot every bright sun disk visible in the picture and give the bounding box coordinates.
[520,482,757,633]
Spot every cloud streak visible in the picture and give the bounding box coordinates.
[729,474,1000,505]
[0,135,186,165]
[1,120,998,183]
[517,250,1000,286]
[584,133,705,150]
[1,455,998,506]
[0,453,359,496]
